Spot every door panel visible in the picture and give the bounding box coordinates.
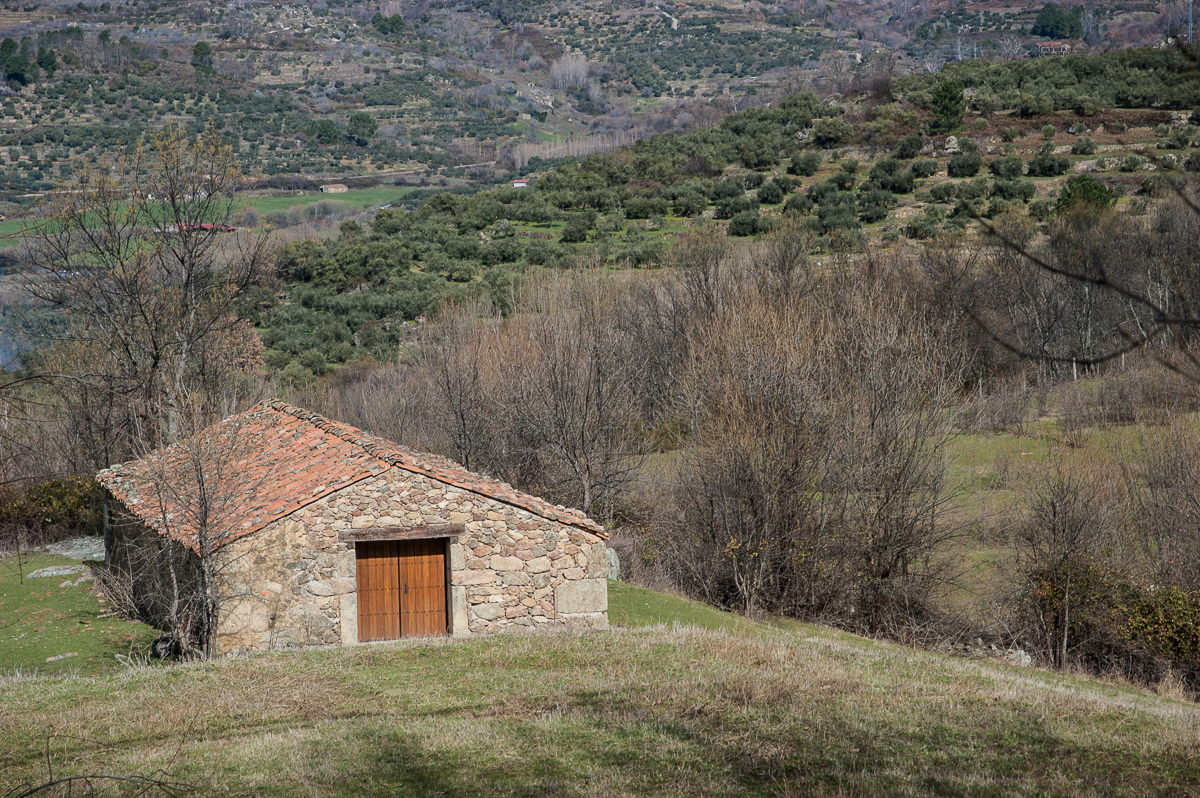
[356,541,400,642]
[398,538,447,637]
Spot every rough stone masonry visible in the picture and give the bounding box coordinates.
[214,468,608,654]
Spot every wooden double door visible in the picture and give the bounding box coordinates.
[355,538,448,641]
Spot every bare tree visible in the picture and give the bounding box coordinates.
[419,299,501,471]
[998,35,1025,61]
[108,400,272,657]
[820,53,856,95]
[976,183,1200,382]
[1131,423,1200,592]
[669,253,966,629]
[19,126,272,467]
[419,275,646,520]
[549,52,589,90]
[976,214,1072,385]
[493,276,646,518]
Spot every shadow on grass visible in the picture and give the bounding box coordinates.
[288,680,1149,798]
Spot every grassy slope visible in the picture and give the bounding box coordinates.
[2,580,1199,796]
[0,552,160,677]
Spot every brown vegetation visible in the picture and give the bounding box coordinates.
[7,125,1200,698]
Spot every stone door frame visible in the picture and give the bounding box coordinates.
[340,526,466,643]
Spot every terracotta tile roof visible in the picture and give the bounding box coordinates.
[96,399,606,554]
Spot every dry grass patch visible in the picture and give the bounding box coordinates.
[3,617,1200,796]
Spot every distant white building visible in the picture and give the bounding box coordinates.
[321,183,349,194]
[513,178,529,188]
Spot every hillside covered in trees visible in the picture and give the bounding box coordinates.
[7,0,1200,733]
[0,0,1185,211]
[241,45,1200,377]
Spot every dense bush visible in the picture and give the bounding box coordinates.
[931,80,966,133]
[1120,154,1145,172]
[989,156,1024,179]
[991,179,1036,203]
[895,134,925,159]
[811,117,853,148]
[816,191,860,232]
[1030,2,1083,38]
[785,193,814,214]
[1071,137,1097,155]
[711,179,746,200]
[828,170,857,191]
[715,195,758,219]
[858,187,895,223]
[561,213,593,242]
[1057,174,1116,212]
[0,478,103,550]
[867,158,915,194]
[757,180,784,204]
[899,46,1200,113]
[672,191,708,217]
[948,151,983,177]
[929,183,958,203]
[624,196,669,219]
[1029,198,1056,220]
[727,209,764,236]
[912,159,939,178]
[1027,147,1072,177]
[905,206,945,239]
[957,178,989,200]
[788,152,823,176]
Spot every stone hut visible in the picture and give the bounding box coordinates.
[96,400,609,655]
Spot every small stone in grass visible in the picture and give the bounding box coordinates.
[46,652,77,662]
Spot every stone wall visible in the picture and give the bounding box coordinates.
[213,466,607,654]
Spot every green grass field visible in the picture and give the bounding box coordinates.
[0,215,45,241]
[0,551,160,677]
[0,186,415,245]
[3,578,1200,795]
[245,186,414,216]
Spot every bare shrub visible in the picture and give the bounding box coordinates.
[959,381,1030,434]
[667,259,967,632]
[1099,368,1200,426]
[91,559,141,621]
[1057,384,1092,448]
[279,358,435,453]
[1154,669,1194,702]
[237,206,262,227]
[993,450,1014,490]
[1131,422,1200,592]
[1053,368,1200,442]
[419,275,646,520]
[1008,453,1133,669]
